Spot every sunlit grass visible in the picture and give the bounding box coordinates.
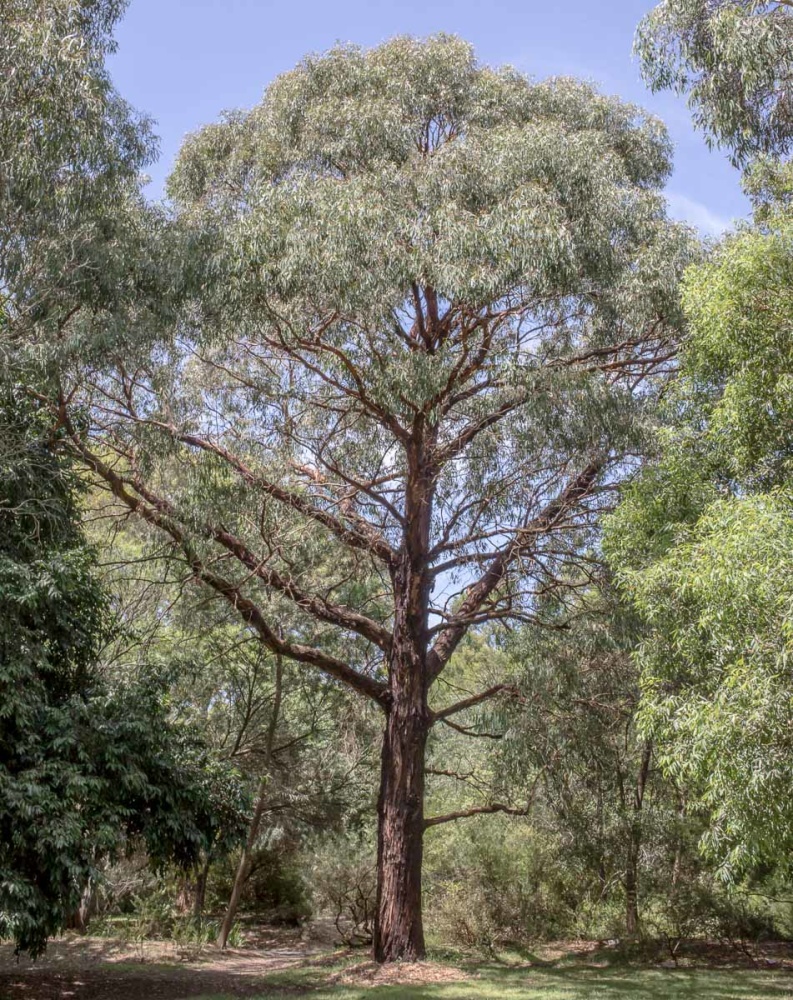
[193,956,793,999]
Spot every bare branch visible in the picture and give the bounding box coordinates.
[438,718,504,740]
[63,421,390,707]
[131,418,398,568]
[427,457,605,677]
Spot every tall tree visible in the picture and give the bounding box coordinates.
[614,0,793,877]
[605,201,793,874]
[57,37,692,961]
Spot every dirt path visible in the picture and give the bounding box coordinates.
[0,935,332,999]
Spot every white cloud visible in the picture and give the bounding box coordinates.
[665,191,733,236]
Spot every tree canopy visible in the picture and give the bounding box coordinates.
[607,0,793,880]
[636,0,793,164]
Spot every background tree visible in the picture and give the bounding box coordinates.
[418,602,722,948]
[635,0,793,164]
[605,199,793,875]
[0,0,157,358]
[56,36,693,961]
[604,0,793,880]
[499,592,660,936]
[0,1,251,956]
[89,508,380,936]
[0,394,248,956]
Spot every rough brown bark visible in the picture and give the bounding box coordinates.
[374,440,433,963]
[373,688,429,962]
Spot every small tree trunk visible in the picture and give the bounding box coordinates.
[671,791,686,887]
[194,855,211,921]
[373,688,429,962]
[217,652,283,950]
[625,840,640,936]
[216,774,268,949]
[67,882,97,933]
[625,741,652,937]
[175,875,194,915]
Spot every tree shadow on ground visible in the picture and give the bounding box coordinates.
[1,939,791,1000]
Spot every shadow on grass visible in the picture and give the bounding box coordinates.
[3,939,790,1000]
[191,960,793,1000]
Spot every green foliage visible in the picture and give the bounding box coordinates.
[0,0,162,366]
[425,817,581,947]
[310,833,376,945]
[636,0,793,164]
[620,493,793,872]
[610,6,793,875]
[171,34,679,319]
[0,396,249,956]
[90,886,245,953]
[83,33,696,655]
[606,175,793,885]
[679,212,793,485]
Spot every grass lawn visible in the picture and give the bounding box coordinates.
[193,955,793,999]
[2,937,790,999]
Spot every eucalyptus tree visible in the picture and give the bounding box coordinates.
[58,36,692,960]
[618,0,793,876]
[0,0,156,357]
[636,0,793,165]
[605,198,793,874]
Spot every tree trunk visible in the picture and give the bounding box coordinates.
[217,652,283,950]
[625,840,639,936]
[671,790,686,888]
[373,694,429,963]
[373,434,435,963]
[216,774,268,949]
[67,882,97,933]
[194,855,211,921]
[175,875,194,915]
[625,741,652,937]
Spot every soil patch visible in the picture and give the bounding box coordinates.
[333,959,470,986]
[0,933,331,999]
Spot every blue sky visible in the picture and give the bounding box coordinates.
[109,0,746,234]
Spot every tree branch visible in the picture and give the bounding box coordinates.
[427,458,605,677]
[134,419,398,568]
[424,802,533,829]
[64,424,390,707]
[438,718,504,739]
[432,684,518,722]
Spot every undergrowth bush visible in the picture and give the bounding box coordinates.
[310,834,376,946]
[424,817,583,948]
